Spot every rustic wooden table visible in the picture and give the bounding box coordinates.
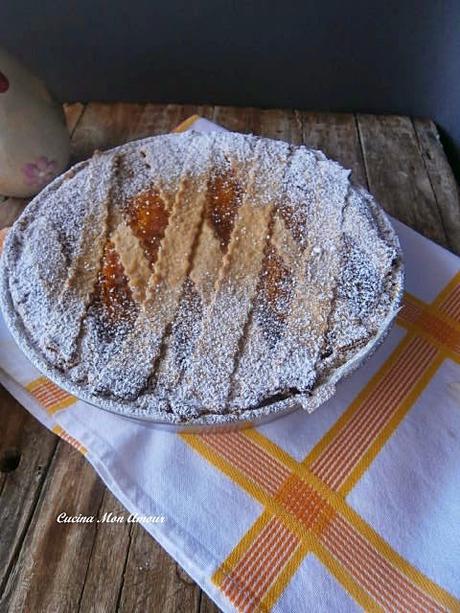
[0,103,459,613]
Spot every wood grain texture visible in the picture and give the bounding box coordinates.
[70,102,214,161]
[212,105,304,146]
[64,102,86,135]
[357,113,450,248]
[117,523,201,613]
[0,388,58,593]
[199,592,222,613]
[0,443,105,613]
[300,111,367,186]
[77,490,132,613]
[413,117,460,253]
[0,103,458,613]
[212,105,256,134]
[0,198,30,230]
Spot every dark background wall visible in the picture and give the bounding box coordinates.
[1,0,460,175]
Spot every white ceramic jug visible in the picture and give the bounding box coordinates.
[0,48,70,198]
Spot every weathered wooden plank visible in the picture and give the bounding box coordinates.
[211,105,257,134]
[199,592,222,612]
[252,107,301,142]
[357,114,449,248]
[140,102,214,135]
[212,105,304,145]
[250,108,303,144]
[64,102,86,135]
[0,388,58,594]
[413,117,460,254]
[0,442,106,612]
[300,112,367,186]
[213,104,299,140]
[117,522,201,613]
[0,198,29,230]
[77,490,132,613]
[71,102,214,161]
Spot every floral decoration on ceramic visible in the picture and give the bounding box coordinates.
[22,156,58,188]
[0,71,9,93]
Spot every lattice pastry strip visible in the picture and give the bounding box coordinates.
[44,152,121,366]
[103,135,195,306]
[93,133,221,399]
[151,135,256,399]
[141,133,197,207]
[317,187,400,372]
[231,149,350,409]
[229,212,302,408]
[176,203,275,412]
[110,222,151,304]
[68,147,175,383]
[176,139,291,412]
[230,147,323,406]
[274,155,351,395]
[107,139,190,299]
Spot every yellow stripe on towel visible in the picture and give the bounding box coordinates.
[26,376,76,414]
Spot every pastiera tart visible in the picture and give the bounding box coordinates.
[0,131,403,425]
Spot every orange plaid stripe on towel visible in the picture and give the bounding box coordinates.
[183,272,460,612]
[26,376,76,414]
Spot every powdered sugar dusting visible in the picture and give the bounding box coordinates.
[0,131,404,426]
